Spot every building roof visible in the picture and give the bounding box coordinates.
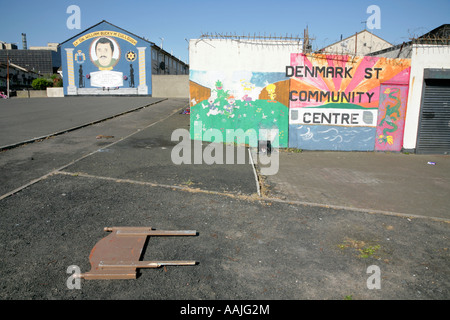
[59,20,154,47]
[367,24,450,56]
[418,24,450,39]
[0,61,41,74]
[59,20,188,66]
[320,29,393,51]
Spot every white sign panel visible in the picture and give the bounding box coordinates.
[90,70,123,88]
[290,108,378,127]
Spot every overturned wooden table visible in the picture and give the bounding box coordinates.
[79,227,197,280]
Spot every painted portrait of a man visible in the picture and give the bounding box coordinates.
[90,37,120,70]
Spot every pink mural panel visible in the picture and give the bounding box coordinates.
[375,84,409,151]
[288,53,411,151]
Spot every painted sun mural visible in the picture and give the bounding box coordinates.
[288,53,411,151]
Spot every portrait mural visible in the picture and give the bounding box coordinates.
[61,21,151,95]
[88,36,123,88]
[90,36,121,70]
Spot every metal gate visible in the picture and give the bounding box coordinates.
[416,70,450,154]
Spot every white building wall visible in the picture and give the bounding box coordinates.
[190,39,302,72]
[403,44,450,150]
[189,38,302,99]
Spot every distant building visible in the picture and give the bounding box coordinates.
[319,29,393,56]
[0,61,41,92]
[29,43,59,52]
[0,42,61,75]
[0,40,59,93]
[0,41,18,50]
[367,24,450,59]
[59,20,189,96]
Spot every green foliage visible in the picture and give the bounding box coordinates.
[31,78,53,90]
[50,74,63,87]
[358,245,380,258]
[284,148,303,153]
[337,238,381,259]
[52,78,63,87]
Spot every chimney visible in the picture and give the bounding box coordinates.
[22,33,27,50]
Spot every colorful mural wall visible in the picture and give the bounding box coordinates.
[189,40,411,152]
[288,53,411,151]
[189,73,290,148]
[60,21,152,95]
[189,39,303,148]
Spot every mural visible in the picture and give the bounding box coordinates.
[189,70,289,147]
[288,53,411,151]
[188,37,304,149]
[189,45,411,152]
[61,22,152,95]
[375,84,408,151]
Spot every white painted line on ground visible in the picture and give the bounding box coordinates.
[248,148,261,197]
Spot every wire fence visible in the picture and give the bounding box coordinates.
[197,31,449,67]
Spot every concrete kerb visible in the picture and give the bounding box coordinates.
[248,148,262,197]
[248,148,450,223]
[55,167,450,223]
[0,97,168,152]
[260,194,450,223]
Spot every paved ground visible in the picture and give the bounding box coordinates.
[0,97,448,308]
[259,149,450,220]
[0,96,165,149]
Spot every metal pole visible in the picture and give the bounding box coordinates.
[6,52,10,98]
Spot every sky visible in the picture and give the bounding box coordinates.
[0,0,449,64]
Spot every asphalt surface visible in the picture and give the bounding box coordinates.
[260,150,450,220]
[0,96,165,149]
[0,97,448,308]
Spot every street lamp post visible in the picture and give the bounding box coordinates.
[6,52,10,98]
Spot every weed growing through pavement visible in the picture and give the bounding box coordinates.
[338,238,381,259]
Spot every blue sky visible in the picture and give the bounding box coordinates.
[0,0,448,64]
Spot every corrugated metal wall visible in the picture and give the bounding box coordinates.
[416,75,450,154]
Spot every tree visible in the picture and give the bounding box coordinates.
[31,78,53,90]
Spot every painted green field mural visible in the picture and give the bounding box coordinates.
[190,92,289,148]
